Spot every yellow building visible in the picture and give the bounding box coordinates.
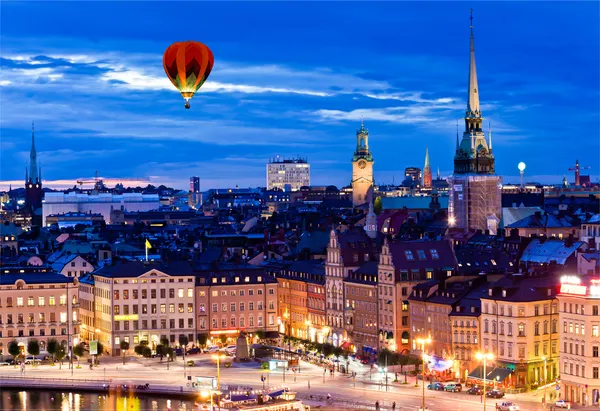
[481,275,560,388]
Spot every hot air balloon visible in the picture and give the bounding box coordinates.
[163,41,214,109]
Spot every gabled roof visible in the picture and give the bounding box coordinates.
[484,274,560,302]
[507,212,576,229]
[389,239,456,271]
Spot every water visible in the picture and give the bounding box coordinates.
[0,390,199,411]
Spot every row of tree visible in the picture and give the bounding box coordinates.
[6,339,104,369]
[283,336,350,359]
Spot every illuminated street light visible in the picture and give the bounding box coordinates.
[475,352,494,411]
[518,162,526,188]
[416,337,431,411]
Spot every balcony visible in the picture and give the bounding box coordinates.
[72,302,80,309]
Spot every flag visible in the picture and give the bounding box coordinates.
[145,239,152,249]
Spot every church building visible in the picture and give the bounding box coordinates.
[448,11,501,234]
[351,123,374,207]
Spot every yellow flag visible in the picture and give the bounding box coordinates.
[145,239,152,249]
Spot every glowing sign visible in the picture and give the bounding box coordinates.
[560,283,587,296]
[561,276,581,285]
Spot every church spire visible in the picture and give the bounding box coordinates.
[424,146,430,168]
[488,121,492,151]
[29,121,39,184]
[455,120,459,151]
[467,8,480,117]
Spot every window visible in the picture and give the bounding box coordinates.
[179,303,184,313]
[594,325,599,337]
[38,296,45,306]
[417,250,426,260]
[17,297,24,307]
[178,289,184,298]
[221,317,227,328]
[187,288,193,298]
[518,345,525,358]
[593,346,598,358]
[518,323,525,337]
[594,367,599,379]
[160,289,166,299]
[518,307,525,317]
[594,306,599,316]
[269,288,275,295]
[534,343,539,357]
[430,249,439,259]
[239,317,245,327]
[114,305,120,315]
[534,305,539,316]
[534,322,540,336]
[142,289,147,299]
[230,303,236,312]
[249,302,254,311]
[161,304,166,314]
[221,303,227,312]
[188,303,193,313]
[230,317,236,327]
[405,251,414,261]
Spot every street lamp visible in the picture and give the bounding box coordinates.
[212,354,226,410]
[167,353,170,370]
[476,352,494,411]
[518,162,526,188]
[542,356,547,410]
[201,389,214,411]
[416,337,431,411]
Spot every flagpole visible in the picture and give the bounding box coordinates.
[145,243,148,262]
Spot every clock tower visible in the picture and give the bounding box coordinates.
[351,123,374,207]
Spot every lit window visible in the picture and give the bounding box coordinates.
[405,251,414,261]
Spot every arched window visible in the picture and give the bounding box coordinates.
[466,332,471,344]
[454,331,458,342]
[484,320,489,333]
[460,331,465,343]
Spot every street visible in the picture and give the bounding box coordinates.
[0,354,589,411]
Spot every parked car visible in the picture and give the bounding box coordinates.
[205,346,220,353]
[486,390,505,398]
[427,382,444,391]
[498,401,519,411]
[467,386,483,395]
[444,383,462,392]
[554,400,570,409]
[186,348,201,355]
[224,345,237,354]
[0,360,13,366]
[175,348,183,356]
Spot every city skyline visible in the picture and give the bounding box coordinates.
[1,2,599,190]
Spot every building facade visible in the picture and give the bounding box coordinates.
[0,267,79,359]
[351,124,374,207]
[448,13,501,233]
[43,192,160,225]
[266,157,310,192]
[195,267,278,345]
[423,147,432,188]
[481,275,560,388]
[558,275,600,407]
[79,261,196,355]
[344,264,378,356]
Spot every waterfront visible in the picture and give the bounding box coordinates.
[0,390,198,411]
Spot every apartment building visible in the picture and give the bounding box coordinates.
[378,239,457,353]
[0,267,79,357]
[325,228,378,347]
[344,262,378,355]
[195,266,278,344]
[481,274,560,388]
[79,260,196,355]
[558,275,600,407]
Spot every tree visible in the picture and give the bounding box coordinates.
[197,334,208,348]
[120,340,130,365]
[73,344,84,367]
[160,337,169,347]
[47,339,59,364]
[179,335,189,362]
[94,341,104,365]
[27,339,40,367]
[8,340,20,365]
[156,344,166,361]
[374,196,383,215]
[165,347,175,361]
[322,343,334,358]
[255,331,265,343]
[142,346,152,358]
[219,334,227,345]
[56,344,67,369]
[134,345,144,356]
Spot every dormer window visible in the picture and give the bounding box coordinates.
[502,290,507,297]
[405,251,414,261]
[417,250,426,260]
[547,288,552,296]
[488,288,493,296]
[430,249,439,259]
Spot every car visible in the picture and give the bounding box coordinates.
[206,346,220,353]
[224,345,237,354]
[486,390,505,398]
[467,386,482,395]
[0,361,13,366]
[427,382,445,391]
[186,348,201,355]
[498,401,519,411]
[555,400,571,409]
[444,383,462,392]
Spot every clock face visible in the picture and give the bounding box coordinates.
[358,160,367,169]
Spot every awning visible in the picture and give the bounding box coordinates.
[340,341,353,350]
[264,331,280,339]
[468,366,513,383]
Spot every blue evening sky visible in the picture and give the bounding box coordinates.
[1,1,598,190]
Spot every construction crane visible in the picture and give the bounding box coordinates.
[76,171,150,191]
[568,160,591,186]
